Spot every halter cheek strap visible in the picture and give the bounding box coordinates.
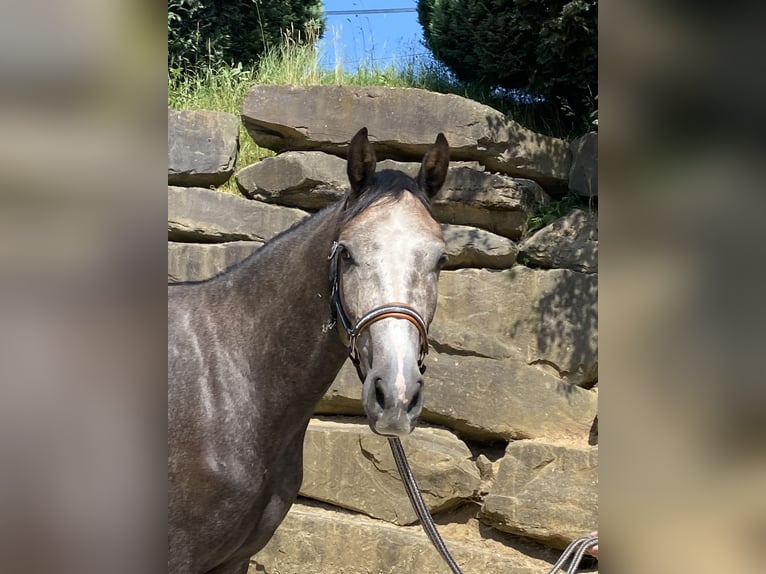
[328,241,430,383]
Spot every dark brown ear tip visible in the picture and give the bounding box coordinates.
[436,133,448,145]
[349,127,369,149]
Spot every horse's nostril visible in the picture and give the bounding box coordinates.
[407,386,422,413]
[374,378,386,410]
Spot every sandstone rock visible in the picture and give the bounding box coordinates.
[519,209,598,273]
[432,168,549,239]
[241,85,571,189]
[168,108,239,187]
[432,267,598,385]
[251,501,564,574]
[569,132,598,198]
[316,353,597,443]
[423,354,596,442]
[381,159,486,174]
[167,241,260,283]
[480,441,598,549]
[441,224,517,269]
[235,151,348,209]
[236,150,548,239]
[167,186,307,243]
[300,418,480,525]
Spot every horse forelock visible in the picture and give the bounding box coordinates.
[337,170,432,231]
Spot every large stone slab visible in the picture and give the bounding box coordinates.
[251,501,565,574]
[441,224,517,269]
[241,85,571,189]
[316,352,597,443]
[235,151,348,209]
[432,267,598,385]
[300,418,480,525]
[480,441,598,549]
[519,209,598,273]
[432,168,548,239]
[236,151,548,239]
[167,186,307,243]
[423,354,597,442]
[569,132,598,198]
[168,108,239,187]
[167,241,260,283]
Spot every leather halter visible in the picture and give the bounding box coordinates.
[328,241,429,382]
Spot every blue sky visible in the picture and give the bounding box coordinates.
[318,1,431,70]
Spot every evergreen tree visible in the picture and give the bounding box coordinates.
[168,0,325,72]
[417,0,596,116]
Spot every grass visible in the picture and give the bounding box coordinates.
[525,192,595,238]
[168,29,596,195]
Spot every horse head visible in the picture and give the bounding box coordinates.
[332,127,449,436]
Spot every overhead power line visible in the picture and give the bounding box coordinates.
[325,8,417,16]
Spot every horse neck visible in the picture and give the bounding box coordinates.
[223,204,349,407]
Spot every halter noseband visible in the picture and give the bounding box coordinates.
[328,241,429,383]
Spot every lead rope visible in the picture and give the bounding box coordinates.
[545,535,599,574]
[388,436,597,574]
[388,437,464,574]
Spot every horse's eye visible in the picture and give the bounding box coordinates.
[341,247,354,263]
[437,253,449,270]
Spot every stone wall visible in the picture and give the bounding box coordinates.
[168,86,598,573]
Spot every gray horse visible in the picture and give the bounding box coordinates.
[168,127,449,573]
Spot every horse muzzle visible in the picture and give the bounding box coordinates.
[361,342,425,436]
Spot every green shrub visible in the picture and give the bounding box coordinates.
[417,0,597,123]
[168,0,325,73]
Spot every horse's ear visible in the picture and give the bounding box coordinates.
[347,127,376,197]
[417,133,449,199]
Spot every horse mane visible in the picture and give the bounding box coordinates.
[338,169,432,229]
